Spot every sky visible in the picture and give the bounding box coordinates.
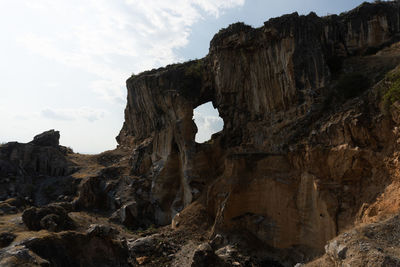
[0,0,373,153]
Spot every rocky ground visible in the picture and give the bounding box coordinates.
[0,131,281,266]
[3,2,400,267]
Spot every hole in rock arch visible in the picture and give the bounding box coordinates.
[193,102,224,143]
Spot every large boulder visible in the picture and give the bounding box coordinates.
[0,232,16,248]
[86,224,119,239]
[30,130,60,147]
[191,243,223,267]
[22,205,75,232]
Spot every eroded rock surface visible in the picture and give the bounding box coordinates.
[116,1,400,261]
[22,205,75,232]
[3,2,400,267]
[0,130,79,205]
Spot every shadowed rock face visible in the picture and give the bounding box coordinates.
[117,1,400,253]
[30,130,60,147]
[0,130,78,205]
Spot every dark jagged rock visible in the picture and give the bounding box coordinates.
[0,131,79,205]
[86,224,119,238]
[4,2,400,267]
[30,130,60,147]
[0,233,16,248]
[191,243,223,267]
[21,231,130,267]
[22,205,75,232]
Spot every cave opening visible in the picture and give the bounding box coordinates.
[192,101,223,143]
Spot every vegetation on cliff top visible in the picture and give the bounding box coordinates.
[184,59,204,79]
[181,59,204,99]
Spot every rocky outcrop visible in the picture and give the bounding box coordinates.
[117,0,400,257]
[3,2,400,267]
[0,130,79,205]
[0,233,15,248]
[13,229,129,267]
[22,205,75,232]
[29,130,60,147]
[0,129,74,178]
[306,214,400,266]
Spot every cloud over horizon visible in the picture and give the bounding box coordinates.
[41,107,107,122]
[17,0,245,105]
[0,0,244,153]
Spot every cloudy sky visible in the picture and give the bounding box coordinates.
[1,0,370,153]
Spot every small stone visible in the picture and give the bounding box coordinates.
[128,234,161,253]
[191,243,219,267]
[136,256,148,265]
[210,234,224,249]
[0,232,16,248]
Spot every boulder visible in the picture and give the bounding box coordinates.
[0,202,17,215]
[191,243,222,267]
[22,205,75,231]
[30,130,60,147]
[110,201,139,228]
[86,224,119,239]
[0,232,16,248]
[128,234,161,254]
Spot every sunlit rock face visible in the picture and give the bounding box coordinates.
[117,1,400,252]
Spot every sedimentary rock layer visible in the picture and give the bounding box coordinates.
[117,1,400,254]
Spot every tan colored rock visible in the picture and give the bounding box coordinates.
[116,1,400,262]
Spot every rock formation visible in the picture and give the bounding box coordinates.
[0,129,79,206]
[3,2,400,266]
[117,0,400,258]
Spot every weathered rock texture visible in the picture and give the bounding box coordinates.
[117,0,400,259]
[0,130,79,205]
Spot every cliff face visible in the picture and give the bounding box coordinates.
[117,1,400,255]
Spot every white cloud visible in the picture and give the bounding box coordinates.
[41,107,106,122]
[2,0,243,153]
[17,0,245,104]
[193,0,245,17]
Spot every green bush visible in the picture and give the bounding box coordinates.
[181,60,204,99]
[383,71,400,111]
[335,72,370,99]
[185,60,204,79]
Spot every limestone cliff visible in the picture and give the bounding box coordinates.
[3,2,400,267]
[116,1,400,258]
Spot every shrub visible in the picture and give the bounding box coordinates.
[383,80,400,108]
[383,68,400,112]
[185,60,204,79]
[181,60,204,99]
